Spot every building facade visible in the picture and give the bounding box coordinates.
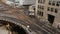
[1,0,36,6]
[29,5,35,17]
[35,0,60,28]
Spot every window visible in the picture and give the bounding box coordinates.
[56,1,60,6]
[40,11,41,15]
[38,5,44,10]
[29,11,31,13]
[49,1,51,5]
[51,8,54,12]
[37,10,43,16]
[41,12,43,16]
[38,0,40,3]
[47,7,50,11]
[55,9,58,13]
[47,7,58,13]
[37,10,41,15]
[15,4,19,6]
[40,0,42,3]
[52,1,55,6]
[43,0,45,4]
[38,5,40,9]
[38,0,45,4]
[41,6,44,10]
[33,6,35,10]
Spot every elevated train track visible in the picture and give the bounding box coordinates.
[0,1,60,34]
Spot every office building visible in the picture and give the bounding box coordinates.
[35,0,60,28]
